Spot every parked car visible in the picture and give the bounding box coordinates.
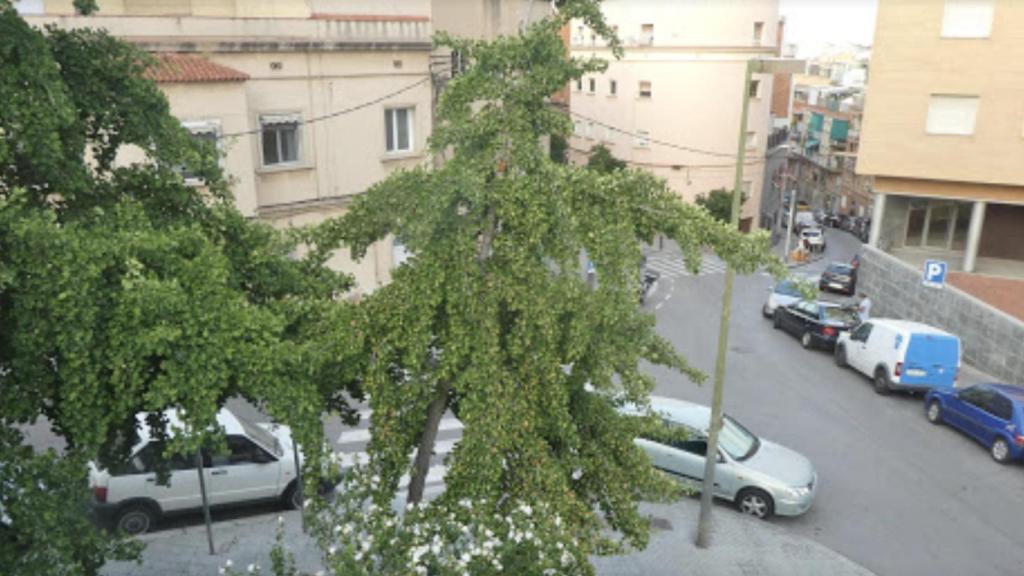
[823,213,840,228]
[89,408,305,535]
[762,279,804,318]
[818,262,857,295]
[800,227,826,253]
[630,396,817,520]
[835,319,961,395]
[924,383,1024,464]
[772,300,860,350]
[793,211,815,235]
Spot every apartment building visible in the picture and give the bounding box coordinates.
[568,0,780,231]
[858,0,1024,319]
[15,0,557,293]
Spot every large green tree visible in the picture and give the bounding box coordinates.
[306,1,785,573]
[0,4,362,574]
[696,187,746,223]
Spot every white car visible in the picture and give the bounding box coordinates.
[762,279,804,318]
[89,408,303,535]
[800,228,826,252]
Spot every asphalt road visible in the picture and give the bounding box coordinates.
[642,227,1024,576]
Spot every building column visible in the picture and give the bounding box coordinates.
[868,192,886,248]
[963,200,987,273]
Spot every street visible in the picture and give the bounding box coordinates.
[642,227,1024,576]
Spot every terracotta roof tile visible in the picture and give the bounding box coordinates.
[148,53,249,84]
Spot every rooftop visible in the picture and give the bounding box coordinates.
[147,53,249,83]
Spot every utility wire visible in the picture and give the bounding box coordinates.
[216,69,447,140]
[548,102,739,159]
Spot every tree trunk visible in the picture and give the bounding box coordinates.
[407,380,451,504]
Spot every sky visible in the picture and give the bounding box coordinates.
[779,0,879,57]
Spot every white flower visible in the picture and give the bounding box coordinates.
[525,530,534,541]
[225,560,234,568]
[277,515,284,526]
[354,551,363,562]
[328,545,337,556]
[554,515,562,527]
[315,571,326,576]
[561,550,574,566]
[218,570,226,575]
[333,524,342,534]
[520,504,533,516]
[342,524,354,535]
[246,564,256,574]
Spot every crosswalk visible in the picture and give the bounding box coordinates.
[645,253,728,279]
[334,407,462,499]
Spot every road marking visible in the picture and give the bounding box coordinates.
[338,416,463,444]
[337,438,459,468]
[655,302,664,310]
[398,464,447,489]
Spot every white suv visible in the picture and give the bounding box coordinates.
[799,228,826,252]
[89,408,303,535]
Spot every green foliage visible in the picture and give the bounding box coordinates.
[695,187,745,224]
[585,144,626,174]
[308,1,785,573]
[0,6,361,574]
[549,133,569,164]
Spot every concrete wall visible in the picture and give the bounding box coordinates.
[859,246,1024,384]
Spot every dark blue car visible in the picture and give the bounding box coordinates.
[925,383,1024,464]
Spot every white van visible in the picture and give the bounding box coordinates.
[89,408,303,535]
[835,319,961,395]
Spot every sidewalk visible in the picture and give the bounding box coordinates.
[592,499,875,576]
[102,498,875,576]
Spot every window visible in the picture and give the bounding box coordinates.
[987,393,1014,421]
[745,131,757,149]
[586,121,595,139]
[575,78,582,91]
[588,78,596,93]
[209,436,275,467]
[720,416,758,461]
[942,0,994,38]
[926,95,979,135]
[124,442,195,476]
[574,121,583,136]
[959,387,987,409]
[749,79,761,98]
[641,23,654,44]
[260,114,300,166]
[635,129,650,148]
[639,81,652,98]
[609,79,617,96]
[181,120,220,183]
[385,107,414,153]
[851,322,873,342]
[753,21,765,45]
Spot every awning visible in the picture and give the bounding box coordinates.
[260,113,301,126]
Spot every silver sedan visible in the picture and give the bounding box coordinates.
[632,396,817,519]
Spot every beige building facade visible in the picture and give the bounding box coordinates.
[18,0,437,295]
[567,0,780,230]
[858,0,1024,318]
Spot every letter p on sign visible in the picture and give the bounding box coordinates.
[923,260,947,288]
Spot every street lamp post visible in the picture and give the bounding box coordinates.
[696,56,805,549]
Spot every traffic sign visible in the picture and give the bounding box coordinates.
[923,260,947,288]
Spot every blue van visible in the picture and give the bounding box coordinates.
[835,319,961,395]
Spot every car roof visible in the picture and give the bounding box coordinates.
[868,319,956,338]
[649,396,711,431]
[135,408,243,445]
[988,383,1024,403]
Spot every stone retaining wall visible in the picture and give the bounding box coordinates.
[859,246,1024,384]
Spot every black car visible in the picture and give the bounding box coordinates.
[819,262,857,295]
[772,300,860,350]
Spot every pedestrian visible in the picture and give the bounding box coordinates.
[856,291,872,321]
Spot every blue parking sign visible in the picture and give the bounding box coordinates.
[923,260,947,288]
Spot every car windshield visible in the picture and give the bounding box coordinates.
[720,416,759,461]
[828,264,853,275]
[774,281,802,297]
[823,306,858,325]
[234,412,284,457]
[803,230,821,237]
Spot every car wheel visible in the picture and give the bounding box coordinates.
[283,481,303,510]
[926,400,943,424]
[835,345,848,368]
[873,368,891,395]
[800,331,814,349]
[116,504,156,536]
[772,311,782,330]
[736,488,774,520]
[991,438,1011,464]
